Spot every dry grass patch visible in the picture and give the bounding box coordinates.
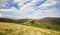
[0,22,60,35]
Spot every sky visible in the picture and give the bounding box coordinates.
[0,0,60,19]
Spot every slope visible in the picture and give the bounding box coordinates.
[0,22,60,35]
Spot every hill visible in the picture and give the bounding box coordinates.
[0,22,60,35]
[0,17,60,24]
[19,17,60,31]
[41,17,60,24]
[0,18,29,23]
[0,17,60,32]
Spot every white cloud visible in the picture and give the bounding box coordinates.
[39,0,57,9]
[0,13,3,17]
[0,0,60,19]
[0,7,19,13]
[0,0,8,6]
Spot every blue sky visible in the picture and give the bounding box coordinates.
[0,0,60,19]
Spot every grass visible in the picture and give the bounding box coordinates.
[0,22,60,35]
[21,21,60,32]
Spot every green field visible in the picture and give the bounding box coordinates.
[0,22,60,35]
[21,21,60,32]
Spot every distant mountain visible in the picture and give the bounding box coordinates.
[41,17,60,24]
[42,17,60,21]
[0,17,18,23]
[0,17,60,24]
[0,18,29,23]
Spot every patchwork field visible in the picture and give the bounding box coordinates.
[0,22,60,35]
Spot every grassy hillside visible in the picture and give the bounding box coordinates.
[22,21,60,32]
[19,17,60,32]
[0,22,60,35]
